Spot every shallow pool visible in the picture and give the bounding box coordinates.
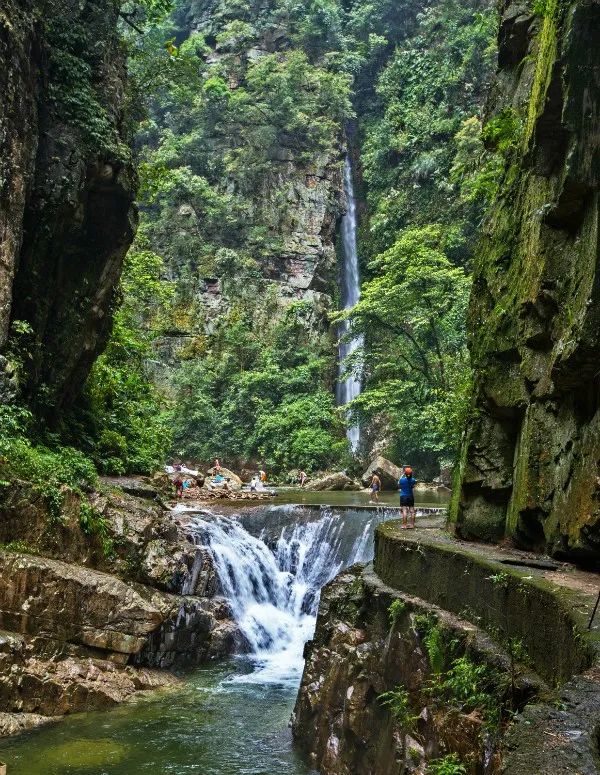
[0,659,312,775]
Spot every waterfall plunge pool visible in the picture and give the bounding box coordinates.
[0,505,435,774]
[1,660,313,775]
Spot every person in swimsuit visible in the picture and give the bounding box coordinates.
[398,466,417,528]
[371,473,382,503]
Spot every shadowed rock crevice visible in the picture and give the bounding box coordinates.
[0,0,137,414]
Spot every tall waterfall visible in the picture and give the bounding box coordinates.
[189,509,377,684]
[337,156,363,452]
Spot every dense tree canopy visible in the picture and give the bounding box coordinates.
[68,0,502,476]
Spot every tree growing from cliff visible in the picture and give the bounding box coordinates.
[335,225,471,469]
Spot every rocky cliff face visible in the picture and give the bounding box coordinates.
[292,565,538,775]
[0,0,136,412]
[452,0,600,558]
[146,0,346,374]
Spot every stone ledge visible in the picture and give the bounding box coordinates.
[373,525,600,774]
[374,525,598,685]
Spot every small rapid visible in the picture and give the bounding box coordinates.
[188,509,377,684]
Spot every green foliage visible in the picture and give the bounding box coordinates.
[169,302,347,472]
[0,540,39,556]
[482,108,522,153]
[532,0,554,17]
[335,225,472,468]
[44,14,128,159]
[378,686,417,731]
[75,235,174,475]
[426,753,467,775]
[79,502,116,560]
[487,571,510,589]
[423,624,446,675]
[109,0,499,473]
[388,598,406,625]
[0,404,98,523]
[432,656,502,726]
[358,0,499,258]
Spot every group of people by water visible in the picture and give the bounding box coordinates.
[171,457,418,526]
[370,466,417,528]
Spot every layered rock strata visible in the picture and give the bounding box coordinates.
[0,483,239,734]
[452,0,600,557]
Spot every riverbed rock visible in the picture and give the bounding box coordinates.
[0,650,178,717]
[0,551,177,656]
[309,472,361,491]
[361,457,403,490]
[0,712,60,737]
[207,467,243,490]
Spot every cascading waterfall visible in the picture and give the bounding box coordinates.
[188,510,377,683]
[337,155,364,452]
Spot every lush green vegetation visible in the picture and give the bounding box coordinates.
[2,0,502,479]
[90,0,500,475]
[335,225,472,471]
[72,235,175,475]
[0,404,97,522]
[426,754,467,775]
[343,0,500,473]
[169,301,347,471]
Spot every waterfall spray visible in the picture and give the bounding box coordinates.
[337,156,363,452]
[188,509,377,683]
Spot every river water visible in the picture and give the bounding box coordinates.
[0,501,447,774]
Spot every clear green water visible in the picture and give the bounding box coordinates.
[0,659,312,775]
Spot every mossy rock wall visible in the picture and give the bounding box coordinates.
[0,0,136,413]
[450,0,600,558]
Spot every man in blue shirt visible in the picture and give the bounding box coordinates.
[398,466,417,529]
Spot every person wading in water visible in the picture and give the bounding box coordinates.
[398,466,417,528]
[370,473,382,503]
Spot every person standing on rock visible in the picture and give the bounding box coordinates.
[370,473,381,503]
[398,466,417,528]
[214,458,222,473]
[299,470,308,488]
[174,475,184,499]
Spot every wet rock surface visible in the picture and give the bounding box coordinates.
[308,472,361,491]
[293,566,537,775]
[0,0,136,410]
[370,524,600,774]
[0,483,239,735]
[453,0,600,558]
[361,457,403,490]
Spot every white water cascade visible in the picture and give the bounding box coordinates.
[189,510,377,684]
[337,156,363,452]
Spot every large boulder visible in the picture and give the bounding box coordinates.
[208,467,243,490]
[309,472,361,491]
[361,457,403,490]
[0,551,175,656]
